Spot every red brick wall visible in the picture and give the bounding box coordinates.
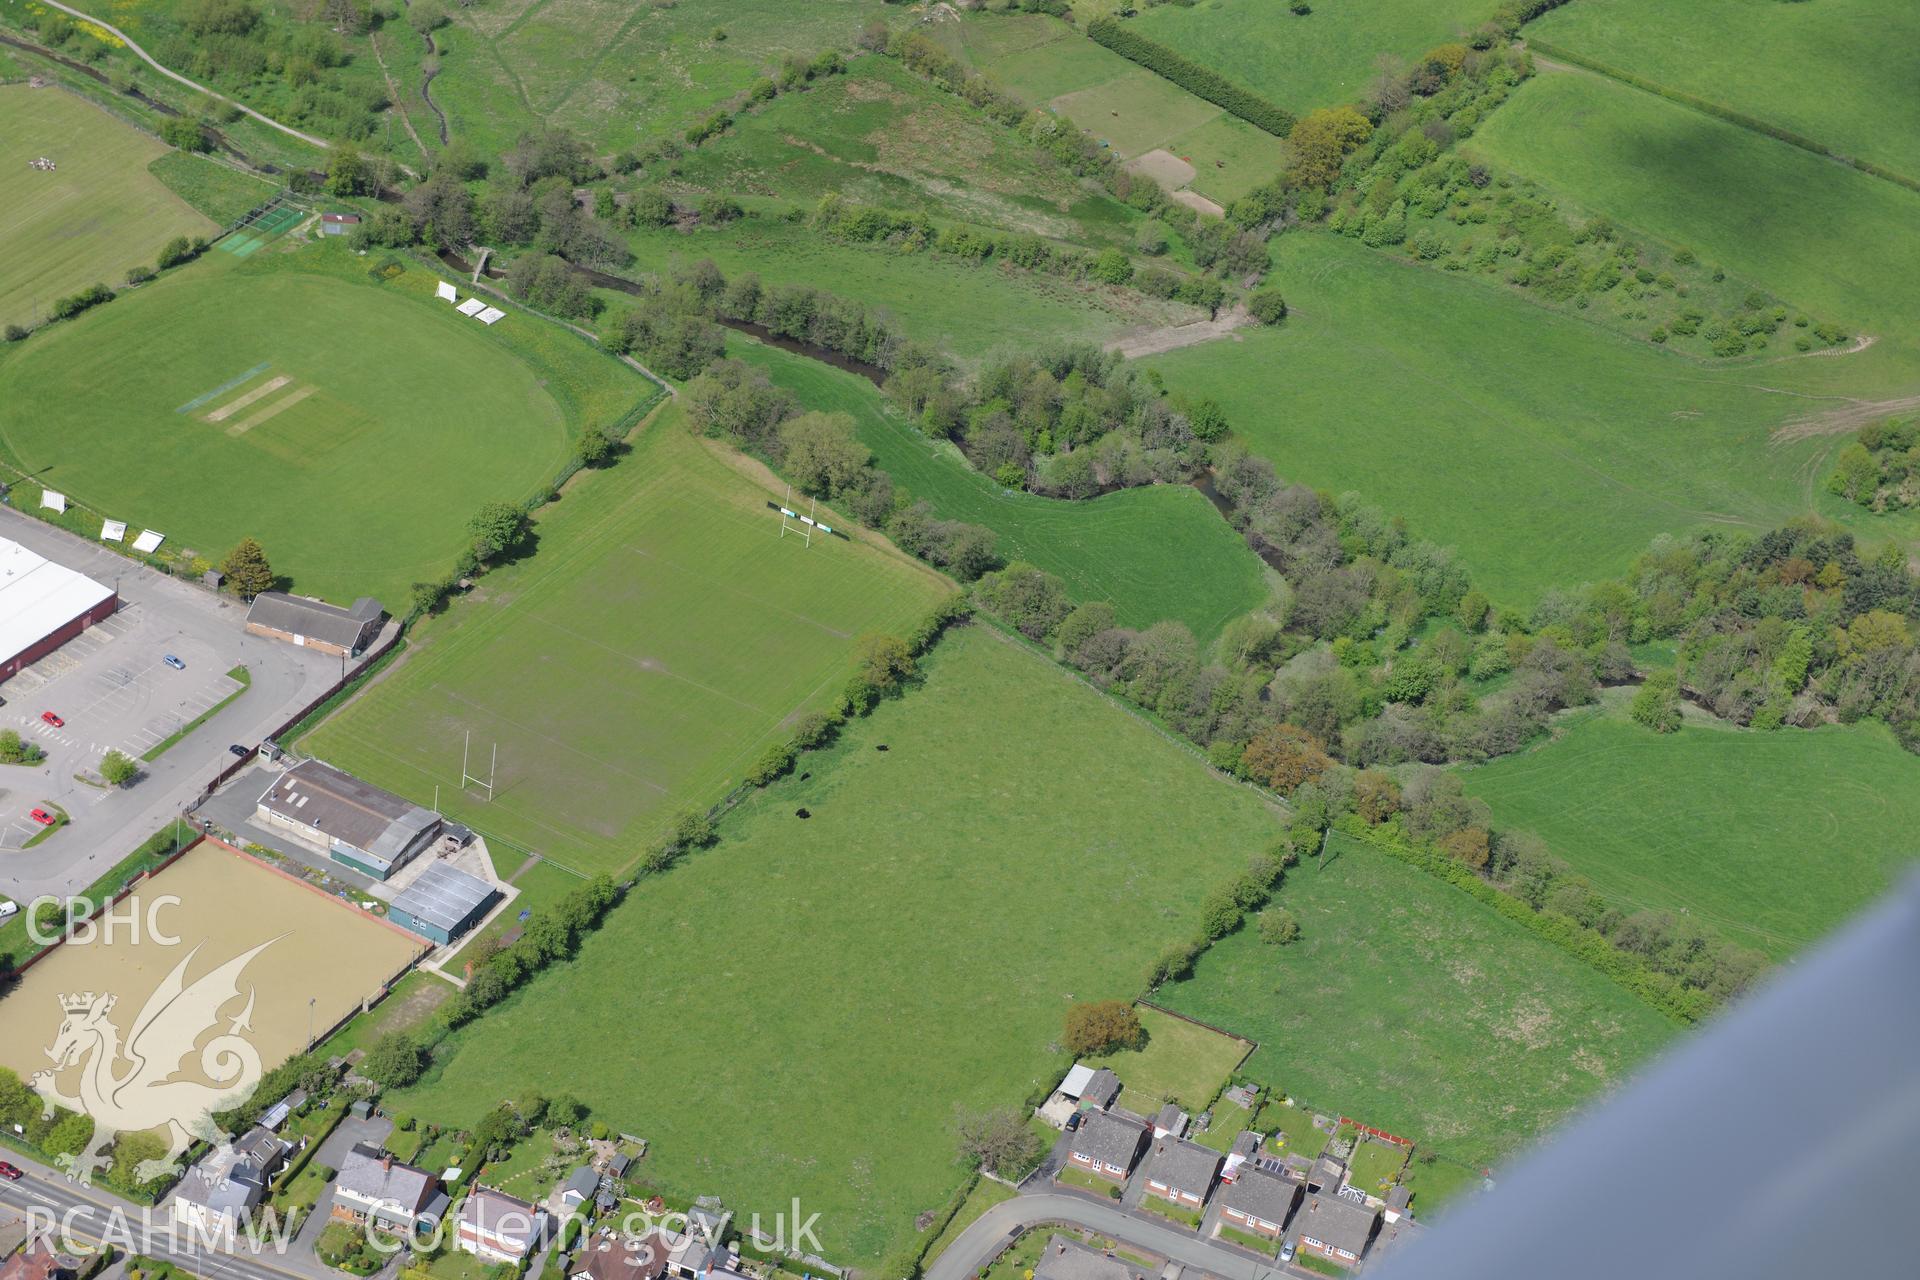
[0,592,117,679]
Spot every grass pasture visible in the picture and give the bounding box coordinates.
[1156,832,1678,1166]
[303,405,949,875]
[668,57,1138,245]
[938,13,1288,207]
[146,151,281,225]
[426,0,898,159]
[383,625,1283,1266]
[1145,233,1889,606]
[1081,1005,1249,1113]
[0,84,214,329]
[0,241,650,605]
[1130,0,1491,112]
[0,840,424,1082]
[1462,704,1920,961]
[621,218,1177,361]
[1467,69,1920,342]
[1525,0,1920,180]
[732,338,1271,643]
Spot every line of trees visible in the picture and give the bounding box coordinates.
[1084,17,1295,137]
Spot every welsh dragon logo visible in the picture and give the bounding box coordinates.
[31,940,276,1184]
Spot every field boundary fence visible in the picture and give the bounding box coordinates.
[1525,38,1920,197]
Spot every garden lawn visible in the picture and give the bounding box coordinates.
[0,84,214,329]
[1524,0,1920,180]
[733,338,1270,644]
[0,241,650,604]
[1081,1005,1249,1113]
[1461,705,1920,960]
[1146,233,1879,608]
[1256,1100,1327,1160]
[1345,1138,1408,1197]
[382,626,1283,1267]
[303,405,949,876]
[1130,0,1491,113]
[1157,832,1679,1166]
[425,0,899,159]
[621,218,1174,363]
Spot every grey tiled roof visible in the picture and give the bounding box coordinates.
[246,592,383,648]
[335,1144,436,1214]
[1032,1235,1144,1280]
[1082,1068,1122,1108]
[1219,1169,1296,1228]
[1296,1195,1378,1257]
[1069,1111,1147,1171]
[1145,1139,1221,1198]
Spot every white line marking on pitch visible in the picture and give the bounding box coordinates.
[205,375,290,421]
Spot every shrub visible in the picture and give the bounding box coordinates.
[1257,908,1301,945]
[1247,288,1288,325]
[1062,1000,1144,1055]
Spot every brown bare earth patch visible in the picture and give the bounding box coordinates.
[1105,302,1253,358]
[1170,189,1226,218]
[1127,147,1197,189]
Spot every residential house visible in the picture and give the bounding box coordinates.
[1293,1192,1380,1269]
[259,1088,309,1132]
[0,1242,79,1280]
[331,1144,445,1234]
[559,1166,601,1212]
[570,1232,669,1280]
[1142,1139,1222,1211]
[170,1126,292,1243]
[1032,1234,1146,1280]
[1219,1130,1260,1184]
[1308,1153,1348,1193]
[1063,1110,1149,1184]
[1369,1211,1426,1268]
[456,1187,547,1264]
[1216,1168,1299,1241]
[1152,1103,1188,1140]
[1080,1068,1122,1110]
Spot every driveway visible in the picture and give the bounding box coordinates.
[0,508,342,904]
[926,1194,1298,1280]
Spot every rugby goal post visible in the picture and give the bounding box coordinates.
[461,728,497,800]
[775,485,835,547]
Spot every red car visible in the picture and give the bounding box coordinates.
[0,1162,22,1181]
[28,808,55,826]
[40,711,62,728]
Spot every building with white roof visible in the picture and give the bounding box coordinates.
[0,535,117,681]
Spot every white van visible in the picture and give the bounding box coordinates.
[0,899,17,923]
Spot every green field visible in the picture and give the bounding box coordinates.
[383,625,1283,1265]
[622,218,1181,362]
[1144,233,1890,606]
[937,13,1288,207]
[0,84,214,328]
[0,242,646,604]
[1157,832,1678,1165]
[146,151,282,225]
[670,57,1138,245]
[1525,0,1920,180]
[1130,0,1492,111]
[304,405,949,874]
[1462,702,1920,960]
[424,0,897,158]
[1468,69,1920,341]
[733,338,1271,643]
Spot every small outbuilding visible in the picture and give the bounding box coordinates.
[321,211,363,236]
